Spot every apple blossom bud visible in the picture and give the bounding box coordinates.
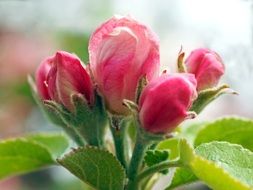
[185,48,225,91]
[89,15,160,115]
[36,51,94,111]
[36,56,54,100]
[139,73,197,134]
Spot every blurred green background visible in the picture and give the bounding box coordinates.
[0,0,252,189]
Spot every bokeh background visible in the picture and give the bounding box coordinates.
[0,0,252,189]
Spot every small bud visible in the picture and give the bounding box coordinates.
[36,51,94,111]
[89,16,160,115]
[139,73,197,134]
[185,48,225,91]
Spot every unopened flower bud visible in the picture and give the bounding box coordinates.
[36,51,94,111]
[89,16,160,115]
[139,73,197,134]
[185,48,225,91]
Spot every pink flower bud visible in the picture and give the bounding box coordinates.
[139,73,197,134]
[185,48,225,91]
[89,16,160,115]
[36,51,94,111]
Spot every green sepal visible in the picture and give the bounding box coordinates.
[135,75,148,104]
[28,76,108,147]
[122,99,139,114]
[47,90,108,148]
[177,51,187,73]
[73,90,108,147]
[190,84,237,114]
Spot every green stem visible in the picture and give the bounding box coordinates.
[136,159,181,184]
[126,131,151,190]
[127,159,181,190]
[110,117,128,170]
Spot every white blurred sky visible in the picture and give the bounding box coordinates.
[0,0,253,119]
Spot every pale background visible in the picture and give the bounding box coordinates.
[0,0,252,189]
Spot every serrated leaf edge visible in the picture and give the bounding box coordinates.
[57,146,126,189]
[57,145,126,175]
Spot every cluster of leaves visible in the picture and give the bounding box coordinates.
[0,117,253,190]
[157,117,253,189]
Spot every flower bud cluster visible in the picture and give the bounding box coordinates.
[35,16,226,136]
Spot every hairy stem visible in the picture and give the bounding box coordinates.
[137,159,182,184]
[110,117,128,170]
[126,131,151,190]
[127,159,181,190]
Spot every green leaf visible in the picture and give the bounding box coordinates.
[159,138,197,190]
[58,146,126,190]
[165,117,253,190]
[178,140,253,190]
[156,138,179,160]
[166,168,197,190]
[179,139,195,165]
[26,133,69,158]
[165,118,253,190]
[144,150,169,174]
[0,133,69,180]
[195,141,253,189]
[156,122,206,161]
[194,117,253,151]
[0,140,54,180]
